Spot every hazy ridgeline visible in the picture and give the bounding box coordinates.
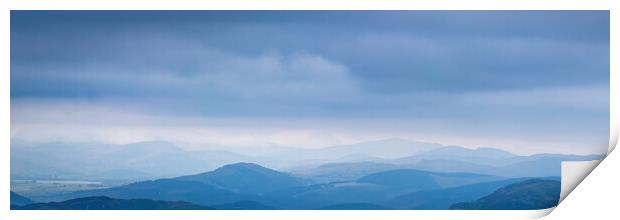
[11,138,599,182]
[10,139,596,210]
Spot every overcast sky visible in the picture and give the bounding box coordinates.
[10,11,610,155]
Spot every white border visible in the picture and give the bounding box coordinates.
[1,1,617,219]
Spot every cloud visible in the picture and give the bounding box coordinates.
[9,11,610,155]
[11,43,361,117]
[11,11,610,96]
[460,85,609,109]
[200,51,358,99]
[12,40,358,98]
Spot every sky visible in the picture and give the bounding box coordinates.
[10,11,610,155]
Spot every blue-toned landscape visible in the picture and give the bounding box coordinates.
[10,11,609,210]
[10,140,598,210]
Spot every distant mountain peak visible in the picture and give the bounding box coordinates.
[220,162,266,170]
[211,162,283,176]
[317,161,389,169]
[410,146,516,158]
[474,147,517,157]
[316,138,444,159]
[176,162,303,195]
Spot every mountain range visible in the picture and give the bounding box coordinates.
[11,139,601,182]
[10,139,597,210]
[292,147,600,182]
[10,139,441,181]
[264,168,502,209]
[18,162,564,210]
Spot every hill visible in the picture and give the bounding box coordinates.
[393,146,517,166]
[62,178,248,206]
[13,196,213,210]
[265,169,502,209]
[357,169,439,190]
[311,138,442,159]
[290,162,400,183]
[449,179,560,210]
[53,163,303,206]
[318,203,391,210]
[212,200,276,210]
[11,191,35,206]
[357,169,500,189]
[387,177,531,209]
[176,162,304,195]
[392,147,601,177]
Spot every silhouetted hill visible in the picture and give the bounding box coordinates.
[357,169,439,190]
[291,162,400,183]
[313,139,442,159]
[449,179,560,210]
[11,191,35,206]
[264,169,502,209]
[394,149,601,177]
[387,177,531,209]
[318,203,392,210]
[393,146,517,166]
[13,196,213,210]
[212,200,276,210]
[56,163,305,207]
[176,162,304,194]
[495,154,601,177]
[64,178,250,206]
[357,169,500,189]
[266,181,394,209]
